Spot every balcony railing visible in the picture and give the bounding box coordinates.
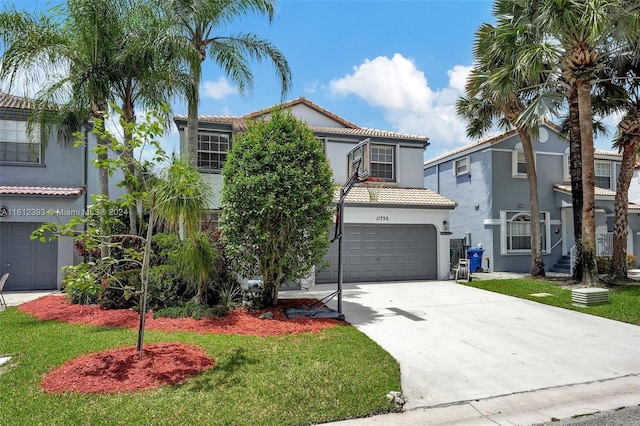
[596,232,613,256]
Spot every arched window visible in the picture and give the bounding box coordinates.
[501,210,550,254]
[507,213,532,250]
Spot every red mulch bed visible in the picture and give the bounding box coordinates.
[20,295,343,395]
[19,295,342,336]
[41,342,214,394]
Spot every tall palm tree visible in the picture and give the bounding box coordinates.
[110,0,192,235]
[0,0,124,199]
[457,15,550,277]
[0,0,131,258]
[157,0,292,163]
[523,0,640,285]
[603,60,640,279]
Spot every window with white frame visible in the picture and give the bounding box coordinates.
[454,156,470,176]
[511,146,527,177]
[197,131,230,171]
[370,144,394,180]
[563,152,570,181]
[594,161,611,189]
[500,210,550,254]
[0,119,41,163]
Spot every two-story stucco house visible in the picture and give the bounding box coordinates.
[174,97,456,282]
[424,122,640,274]
[0,93,124,290]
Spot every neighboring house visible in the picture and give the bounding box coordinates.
[0,93,124,290]
[174,97,456,282]
[424,123,640,273]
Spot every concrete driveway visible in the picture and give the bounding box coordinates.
[283,281,640,424]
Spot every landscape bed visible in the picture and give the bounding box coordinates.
[0,296,401,426]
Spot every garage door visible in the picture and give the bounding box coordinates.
[316,224,437,283]
[0,222,58,290]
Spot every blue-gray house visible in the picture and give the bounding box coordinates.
[0,93,124,290]
[424,123,640,273]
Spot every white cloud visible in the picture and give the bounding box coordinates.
[201,77,237,100]
[328,54,473,158]
[447,65,472,93]
[329,53,432,112]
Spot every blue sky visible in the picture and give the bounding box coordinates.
[196,0,496,160]
[4,0,617,160]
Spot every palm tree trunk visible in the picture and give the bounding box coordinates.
[568,84,584,282]
[576,77,598,285]
[519,130,545,276]
[121,87,139,235]
[186,59,201,168]
[610,137,640,279]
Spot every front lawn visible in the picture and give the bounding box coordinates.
[0,307,401,426]
[465,278,640,325]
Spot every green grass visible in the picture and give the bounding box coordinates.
[465,278,640,325]
[0,309,401,426]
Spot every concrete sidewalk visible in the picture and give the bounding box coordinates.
[1,290,58,308]
[282,281,640,425]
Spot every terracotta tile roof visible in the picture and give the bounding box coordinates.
[594,149,621,158]
[0,93,35,110]
[244,97,360,129]
[0,185,85,197]
[553,184,616,198]
[173,115,428,141]
[334,186,457,208]
[554,184,640,212]
[313,126,428,141]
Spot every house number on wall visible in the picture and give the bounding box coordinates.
[376,216,390,221]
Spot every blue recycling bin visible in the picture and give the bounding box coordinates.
[467,248,485,272]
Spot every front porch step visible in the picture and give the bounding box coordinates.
[550,255,571,274]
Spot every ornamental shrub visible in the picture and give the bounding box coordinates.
[98,269,141,310]
[220,111,334,307]
[61,263,100,305]
[145,264,187,311]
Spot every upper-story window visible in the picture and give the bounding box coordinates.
[594,161,612,189]
[0,119,41,164]
[454,156,470,176]
[346,139,396,181]
[369,144,394,180]
[511,143,535,178]
[197,131,230,171]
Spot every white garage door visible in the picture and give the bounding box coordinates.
[316,224,437,284]
[0,222,58,290]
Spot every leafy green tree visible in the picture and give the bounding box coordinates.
[156,0,292,163]
[32,105,170,357]
[221,112,334,307]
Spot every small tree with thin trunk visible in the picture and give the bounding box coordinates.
[220,112,334,307]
